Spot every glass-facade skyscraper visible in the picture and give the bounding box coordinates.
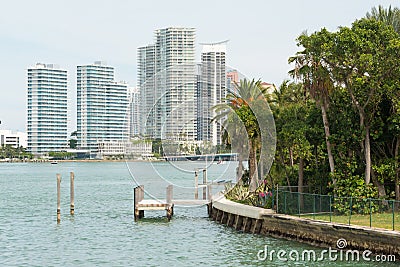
[77,61,129,153]
[129,87,140,138]
[138,27,197,141]
[198,42,227,145]
[27,63,68,155]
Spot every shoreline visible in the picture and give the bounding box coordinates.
[0,159,166,163]
[0,158,237,163]
[209,196,400,259]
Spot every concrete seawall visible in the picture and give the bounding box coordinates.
[209,196,400,258]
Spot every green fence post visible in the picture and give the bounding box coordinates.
[329,195,332,223]
[313,194,316,220]
[298,192,301,217]
[320,194,322,213]
[349,197,353,226]
[284,191,287,214]
[392,200,395,231]
[369,198,372,228]
[275,185,278,213]
[272,188,275,211]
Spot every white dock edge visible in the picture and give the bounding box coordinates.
[212,196,274,219]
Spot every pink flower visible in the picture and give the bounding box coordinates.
[259,192,265,198]
[269,192,273,197]
[263,180,268,184]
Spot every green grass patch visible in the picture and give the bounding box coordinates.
[300,212,400,231]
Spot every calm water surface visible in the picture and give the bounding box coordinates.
[0,162,397,266]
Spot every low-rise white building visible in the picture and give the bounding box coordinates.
[97,141,126,156]
[0,130,27,148]
[97,140,152,157]
[126,140,152,157]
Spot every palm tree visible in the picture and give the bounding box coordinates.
[289,30,336,186]
[219,115,248,183]
[214,79,269,191]
[366,5,400,34]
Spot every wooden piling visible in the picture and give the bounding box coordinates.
[166,185,174,221]
[70,172,75,215]
[207,184,212,201]
[194,170,198,200]
[234,215,243,230]
[202,169,207,200]
[139,185,144,218]
[166,184,173,204]
[134,185,144,221]
[57,174,61,223]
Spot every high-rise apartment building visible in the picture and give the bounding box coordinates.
[138,27,197,141]
[27,63,68,155]
[198,42,227,145]
[77,61,129,153]
[129,87,140,137]
[137,44,157,137]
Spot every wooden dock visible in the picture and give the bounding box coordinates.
[134,185,174,221]
[133,168,229,221]
[133,184,212,221]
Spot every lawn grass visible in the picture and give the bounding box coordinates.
[300,212,400,231]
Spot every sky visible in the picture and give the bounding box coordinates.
[0,0,398,133]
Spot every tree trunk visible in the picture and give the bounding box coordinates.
[259,158,264,184]
[346,81,372,185]
[237,153,243,184]
[365,126,372,184]
[249,139,258,192]
[298,158,304,193]
[395,138,400,202]
[289,147,294,167]
[280,153,292,192]
[298,157,304,210]
[321,101,335,185]
[371,168,386,198]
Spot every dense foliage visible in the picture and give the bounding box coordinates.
[269,8,400,202]
[0,145,32,160]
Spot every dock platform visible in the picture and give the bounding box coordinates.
[133,168,228,221]
[134,184,212,221]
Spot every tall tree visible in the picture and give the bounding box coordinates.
[366,5,400,34]
[289,29,337,185]
[332,18,400,190]
[366,5,400,197]
[214,79,271,191]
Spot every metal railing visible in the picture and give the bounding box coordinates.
[273,189,400,231]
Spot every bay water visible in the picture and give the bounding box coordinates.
[0,162,396,266]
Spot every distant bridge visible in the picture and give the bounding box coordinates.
[163,153,238,162]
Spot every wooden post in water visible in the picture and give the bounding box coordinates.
[194,170,198,200]
[207,183,212,201]
[70,172,75,215]
[57,174,61,223]
[166,185,174,220]
[139,185,144,218]
[202,169,207,200]
[134,185,144,221]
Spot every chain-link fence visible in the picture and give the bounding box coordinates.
[274,189,400,231]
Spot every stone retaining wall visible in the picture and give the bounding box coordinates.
[209,196,400,259]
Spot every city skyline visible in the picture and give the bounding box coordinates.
[1,0,398,132]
